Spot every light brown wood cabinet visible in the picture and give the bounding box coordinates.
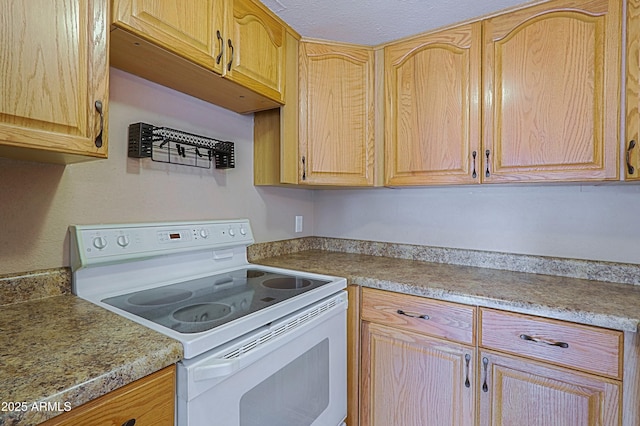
[479,350,620,426]
[254,39,378,187]
[227,0,286,104]
[111,0,287,113]
[112,0,227,74]
[299,40,376,186]
[362,322,476,426]
[360,288,476,426]
[41,366,175,426]
[0,0,109,164]
[626,0,640,180]
[384,23,482,186]
[483,0,621,183]
[479,308,623,426]
[358,289,632,426]
[384,0,621,186]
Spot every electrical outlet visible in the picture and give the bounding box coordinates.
[295,216,303,233]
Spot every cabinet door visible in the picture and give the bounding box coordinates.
[627,0,640,180]
[41,366,175,426]
[112,0,226,74]
[479,351,620,426]
[483,0,621,183]
[385,23,481,186]
[299,41,375,186]
[361,322,475,426]
[0,0,108,162]
[228,0,285,103]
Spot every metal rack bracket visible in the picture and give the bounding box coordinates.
[128,122,235,169]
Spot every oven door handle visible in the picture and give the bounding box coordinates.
[194,358,239,381]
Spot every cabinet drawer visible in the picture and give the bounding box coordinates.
[41,365,175,426]
[361,288,475,345]
[480,309,622,379]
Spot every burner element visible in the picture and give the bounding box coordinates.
[262,277,312,290]
[173,303,232,323]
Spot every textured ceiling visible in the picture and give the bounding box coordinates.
[261,0,535,45]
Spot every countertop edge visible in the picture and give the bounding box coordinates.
[3,343,182,426]
[0,294,183,426]
[352,276,640,333]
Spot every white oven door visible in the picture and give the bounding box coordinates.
[177,292,347,426]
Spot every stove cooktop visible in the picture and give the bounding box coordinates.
[70,219,347,358]
[102,268,331,334]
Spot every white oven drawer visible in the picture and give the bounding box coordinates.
[177,292,347,426]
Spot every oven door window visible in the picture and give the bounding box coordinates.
[240,339,329,426]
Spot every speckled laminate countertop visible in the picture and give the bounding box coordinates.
[2,243,638,425]
[0,270,183,426]
[252,250,640,333]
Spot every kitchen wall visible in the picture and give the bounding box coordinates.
[314,184,640,265]
[0,69,314,275]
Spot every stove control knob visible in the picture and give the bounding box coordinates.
[116,235,130,248]
[92,236,107,250]
[228,228,236,237]
[199,228,209,239]
[239,227,247,236]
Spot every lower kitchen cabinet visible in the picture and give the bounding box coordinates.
[40,365,175,426]
[361,322,476,426]
[358,289,633,426]
[360,288,476,426]
[479,308,623,426]
[479,350,620,426]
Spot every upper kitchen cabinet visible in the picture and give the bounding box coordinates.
[254,30,300,186]
[110,0,286,113]
[298,40,377,186]
[227,0,286,104]
[254,38,378,187]
[483,0,621,183]
[626,0,640,180]
[111,0,226,74]
[384,23,482,186]
[0,0,109,164]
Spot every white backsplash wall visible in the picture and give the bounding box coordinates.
[313,184,640,265]
[0,69,314,275]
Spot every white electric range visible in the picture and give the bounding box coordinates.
[70,219,347,426]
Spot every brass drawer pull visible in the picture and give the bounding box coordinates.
[520,333,569,349]
[396,309,429,320]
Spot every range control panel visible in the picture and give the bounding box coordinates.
[70,220,254,268]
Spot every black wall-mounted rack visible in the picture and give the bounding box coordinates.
[128,122,235,169]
